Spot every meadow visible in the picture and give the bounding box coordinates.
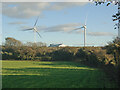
[2,61,117,88]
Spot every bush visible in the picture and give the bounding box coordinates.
[75,48,87,59]
[51,48,74,61]
[75,48,101,67]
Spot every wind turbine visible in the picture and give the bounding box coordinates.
[74,16,87,47]
[22,16,42,43]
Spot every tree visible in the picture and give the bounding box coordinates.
[17,46,36,60]
[51,48,74,61]
[89,0,120,30]
[25,42,47,47]
[104,37,120,86]
[36,42,47,47]
[5,37,22,47]
[105,37,120,66]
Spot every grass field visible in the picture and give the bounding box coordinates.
[2,61,117,88]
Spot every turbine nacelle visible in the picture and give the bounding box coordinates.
[22,16,42,43]
[83,25,87,29]
[33,27,37,31]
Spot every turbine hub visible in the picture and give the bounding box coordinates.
[33,27,37,31]
[84,25,87,29]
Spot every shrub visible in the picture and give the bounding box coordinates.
[75,48,102,67]
[51,48,74,61]
[75,48,87,59]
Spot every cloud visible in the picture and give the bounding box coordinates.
[8,21,27,25]
[20,22,117,37]
[3,2,50,18]
[1,0,89,2]
[48,2,87,10]
[37,23,81,32]
[87,32,116,36]
[2,2,88,18]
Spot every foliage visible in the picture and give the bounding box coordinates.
[51,48,75,61]
[104,37,120,66]
[90,0,120,29]
[25,42,47,47]
[5,37,22,47]
[75,48,101,67]
[103,37,120,86]
[75,48,87,59]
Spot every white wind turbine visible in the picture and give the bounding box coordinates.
[74,16,87,47]
[22,16,42,43]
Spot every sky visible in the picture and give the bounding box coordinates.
[2,2,118,46]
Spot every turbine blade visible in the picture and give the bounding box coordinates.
[34,16,39,26]
[36,30,42,38]
[85,15,88,25]
[74,27,83,30]
[85,12,89,25]
[22,28,33,31]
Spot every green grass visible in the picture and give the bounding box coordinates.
[2,61,117,88]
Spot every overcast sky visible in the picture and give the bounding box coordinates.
[2,2,118,46]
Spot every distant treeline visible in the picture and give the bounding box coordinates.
[1,37,120,87]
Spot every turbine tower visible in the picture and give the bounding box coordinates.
[22,16,42,43]
[74,16,87,47]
